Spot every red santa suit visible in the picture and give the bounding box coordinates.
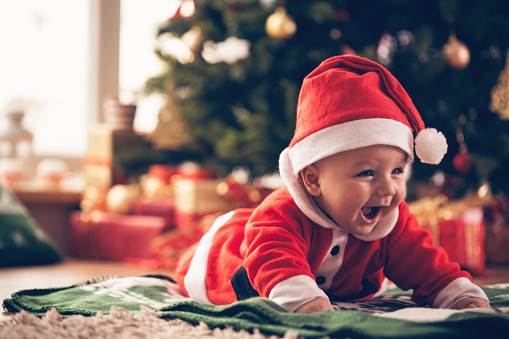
[175,186,486,312]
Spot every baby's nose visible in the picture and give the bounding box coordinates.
[376,177,396,197]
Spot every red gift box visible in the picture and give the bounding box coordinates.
[438,207,486,273]
[410,194,488,274]
[70,211,171,261]
[131,196,175,229]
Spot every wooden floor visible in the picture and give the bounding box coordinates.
[469,265,509,286]
[1,258,509,305]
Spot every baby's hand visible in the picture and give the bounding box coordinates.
[295,297,334,313]
[452,297,491,309]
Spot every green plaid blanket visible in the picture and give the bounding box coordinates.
[3,275,509,338]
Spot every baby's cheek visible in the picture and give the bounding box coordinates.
[395,182,406,202]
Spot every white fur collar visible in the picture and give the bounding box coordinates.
[279,147,398,241]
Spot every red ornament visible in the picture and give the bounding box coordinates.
[453,149,473,173]
[334,9,350,22]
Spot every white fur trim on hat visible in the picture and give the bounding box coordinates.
[289,118,414,176]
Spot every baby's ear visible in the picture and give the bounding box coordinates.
[301,165,321,196]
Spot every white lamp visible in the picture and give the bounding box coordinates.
[0,109,34,184]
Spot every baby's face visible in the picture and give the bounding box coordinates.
[312,145,407,236]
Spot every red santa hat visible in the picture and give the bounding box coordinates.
[282,55,447,177]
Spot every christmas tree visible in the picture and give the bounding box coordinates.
[145,0,509,199]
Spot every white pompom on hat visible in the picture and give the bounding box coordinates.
[414,128,448,165]
[280,55,448,178]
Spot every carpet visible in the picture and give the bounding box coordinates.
[0,306,298,339]
[2,275,509,338]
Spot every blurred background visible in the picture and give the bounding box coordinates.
[2,0,509,197]
[1,0,509,270]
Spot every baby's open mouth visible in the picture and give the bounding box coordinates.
[361,206,381,222]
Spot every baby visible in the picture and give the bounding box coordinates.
[175,55,490,313]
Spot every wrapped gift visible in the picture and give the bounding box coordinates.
[70,211,170,261]
[409,186,494,273]
[174,178,233,229]
[139,165,178,198]
[439,207,485,272]
[83,125,151,189]
[174,172,263,228]
[131,196,175,229]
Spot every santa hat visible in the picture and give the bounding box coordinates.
[282,55,447,178]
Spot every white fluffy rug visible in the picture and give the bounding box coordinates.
[0,306,300,339]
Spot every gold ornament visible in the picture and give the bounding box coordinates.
[490,49,509,120]
[443,34,470,70]
[265,7,296,40]
[105,184,140,214]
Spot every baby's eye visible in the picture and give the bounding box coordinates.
[392,167,404,175]
[357,170,374,177]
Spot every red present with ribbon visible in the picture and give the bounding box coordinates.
[439,207,486,273]
[70,211,171,261]
[131,196,175,229]
[409,187,494,274]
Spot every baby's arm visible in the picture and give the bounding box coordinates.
[452,297,491,309]
[295,297,334,313]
